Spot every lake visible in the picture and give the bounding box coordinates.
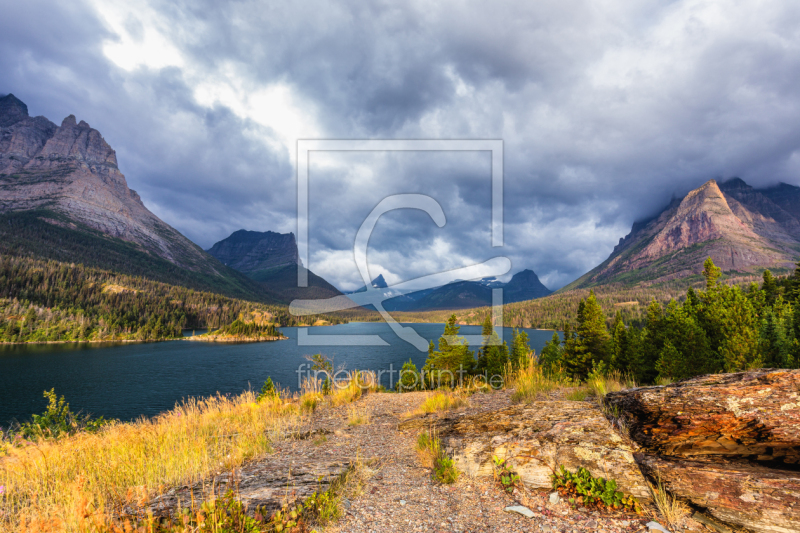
[0,322,558,425]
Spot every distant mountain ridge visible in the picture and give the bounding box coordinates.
[564,178,800,290]
[343,269,552,311]
[206,229,343,302]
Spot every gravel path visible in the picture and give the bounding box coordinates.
[300,391,656,533]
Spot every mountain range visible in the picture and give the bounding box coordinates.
[564,178,800,290]
[344,270,552,311]
[6,94,799,311]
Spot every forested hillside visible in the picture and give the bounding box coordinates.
[0,210,280,303]
[539,258,800,383]
[393,274,743,329]
[0,256,355,343]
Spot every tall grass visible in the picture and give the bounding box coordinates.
[509,357,572,403]
[418,392,467,413]
[416,429,459,484]
[649,477,690,527]
[0,392,300,532]
[587,370,636,401]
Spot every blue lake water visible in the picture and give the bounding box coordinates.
[0,322,558,425]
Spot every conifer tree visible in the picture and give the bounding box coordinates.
[539,331,563,372]
[762,270,778,306]
[703,256,721,289]
[475,315,509,381]
[564,290,610,379]
[422,315,475,387]
[510,328,531,370]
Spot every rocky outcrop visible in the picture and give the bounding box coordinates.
[399,400,652,502]
[145,454,350,517]
[0,94,223,275]
[605,369,800,463]
[637,454,800,533]
[565,178,800,289]
[608,369,800,533]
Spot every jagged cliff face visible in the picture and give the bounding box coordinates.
[206,230,301,273]
[0,94,219,274]
[207,229,343,301]
[566,178,800,289]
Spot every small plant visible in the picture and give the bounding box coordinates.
[433,455,459,484]
[492,456,521,494]
[347,406,370,426]
[649,476,690,526]
[551,466,641,514]
[416,429,460,484]
[301,392,321,413]
[510,362,572,403]
[258,377,278,401]
[199,490,265,532]
[565,387,589,401]
[19,389,111,440]
[312,435,328,446]
[586,365,633,401]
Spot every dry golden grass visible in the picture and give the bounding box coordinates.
[411,391,467,416]
[0,375,382,533]
[0,370,375,532]
[509,358,573,403]
[649,477,690,527]
[347,406,370,426]
[587,370,636,401]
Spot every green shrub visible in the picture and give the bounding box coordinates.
[416,430,459,484]
[492,456,521,494]
[258,377,278,401]
[551,466,641,513]
[19,389,111,440]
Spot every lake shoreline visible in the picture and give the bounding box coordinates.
[0,336,289,345]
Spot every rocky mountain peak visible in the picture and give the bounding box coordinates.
[564,177,800,289]
[0,94,29,127]
[207,230,301,274]
[0,95,219,274]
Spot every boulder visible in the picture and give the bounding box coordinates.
[604,369,800,464]
[636,454,800,533]
[400,401,652,501]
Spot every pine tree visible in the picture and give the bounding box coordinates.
[422,315,475,387]
[475,315,509,381]
[703,256,721,289]
[510,329,531,370]
[539,331,563,372]
[563,290,610,379]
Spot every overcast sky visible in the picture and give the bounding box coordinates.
[3,0,800,290]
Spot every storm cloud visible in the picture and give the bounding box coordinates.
[3,0,800,290]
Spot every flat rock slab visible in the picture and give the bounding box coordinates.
[636,453,800,533]
[143,454,351,517]
[605,369,800,463]
[400,400,651,501]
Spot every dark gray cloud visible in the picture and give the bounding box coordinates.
[4,0,800,290]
